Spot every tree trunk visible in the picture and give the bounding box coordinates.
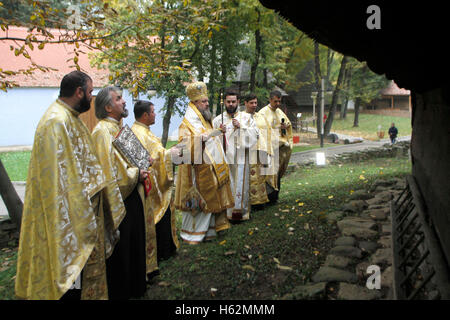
[314,40,322,139]
[324,55,348,136]
[250,9,262,93]
[0,159,22,229]
[353,97,361,127]
[342,65,352,119]
[250,28,261,93]
[161,96,175,147]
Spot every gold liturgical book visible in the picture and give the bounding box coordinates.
[113,124,151,171]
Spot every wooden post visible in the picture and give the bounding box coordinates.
[391,96,394,109]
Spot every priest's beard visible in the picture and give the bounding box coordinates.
[121,108,129,118]
[200,107,212,122]
[74,91,91,114]
[226,106,238,115]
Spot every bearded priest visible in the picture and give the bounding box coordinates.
[15,71,120,300]
[173,82,234,244]
[91,86,157,300]
[212,90,259,222]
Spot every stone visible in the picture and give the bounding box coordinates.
[366,197,386,206]
[370,248,393,266]
[326,211,345,223]
[341,227,378,239]
[334,236,356,247]
[375,191,394,202]
[381,224,392,235]
[358,241,378,254]
[381,266,393,289]
[368,204,384,210]
[324,255,352,269]
[289,282,327,299]
[367,208,389,221]
[342,200,368,213]
[355,262,372,280]
[378,236,392,248]
[329,246,363,258]
[338,283,383,300]
[337,217,377,231]
[312,267,358,284]
[373,179,396,188]
[349,190,374,201]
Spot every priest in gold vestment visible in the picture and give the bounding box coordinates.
[15,71,119,300]
[131,100,180,261]
[212,90,258,222]
[243,93,273,209]
[92,86,157,300]
[257,90,293,204]
[174,82,234,244]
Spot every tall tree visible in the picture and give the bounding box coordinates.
[324,55,348,135]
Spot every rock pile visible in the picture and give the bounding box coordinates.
[283,177,406,300]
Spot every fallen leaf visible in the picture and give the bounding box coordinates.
[158,281,170,287]
[328,195,334,199]
[219,240,227,245]
[277,265,293,271]
[281,209,290,213]
[359,175,366,180]
[273,257,281,264]
[288,227,295,232]
[224,250,236,256]
[298,202,304,207]
[244,245,251,250]
[306,210,312,214]
[242,265,255,272]
[304,223,310,230]
[313,250,320,256]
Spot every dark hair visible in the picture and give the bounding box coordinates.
[244,93,257,103]
[134,100,153,119]
[224,89,239,100]
[269,90,282,99]
[59,71,92,98]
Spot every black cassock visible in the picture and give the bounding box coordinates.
[106,187,147,300]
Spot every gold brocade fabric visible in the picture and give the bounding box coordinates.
[249,112,272,205]
[15,100,112,300]
[91,119,138,230]
[257,105,293,186]
[92,119,158,274]
[174,103,234,215]
[132,122,180,250]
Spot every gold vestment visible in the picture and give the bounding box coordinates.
[174,103,234,234]
[15,100,116,300]
[92,118,158,274]
[131,121,180,249]
[257,105,293,188]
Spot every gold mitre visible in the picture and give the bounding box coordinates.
[186,82,208,102]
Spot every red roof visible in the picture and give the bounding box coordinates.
[380,80,411,96]
[0,26,109,87]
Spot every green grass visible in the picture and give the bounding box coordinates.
[297,112,411,141]
[0,152,31,182]
[146,155,411,300]
[329,113,411,140]
[292,144,335,153]
[0,155,411,300]
[0,248,17,300]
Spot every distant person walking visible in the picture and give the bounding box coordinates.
[388,122,398,144]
